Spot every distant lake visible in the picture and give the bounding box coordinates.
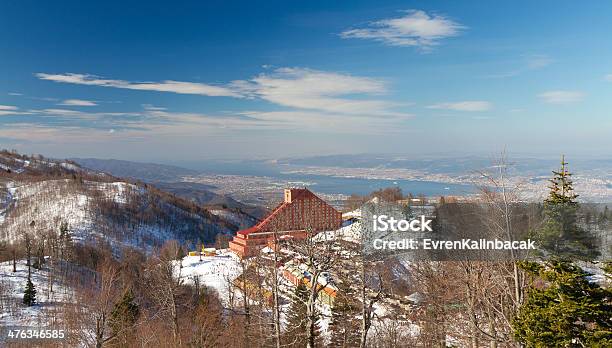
[177,160,476,197]
[276,173,475,197]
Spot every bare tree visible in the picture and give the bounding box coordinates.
[287,227,338,348]
[147,241,185,346]
[76,260,121,348]
[476,154,524,307]
[358,259,384,348]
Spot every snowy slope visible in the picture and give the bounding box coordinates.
[1,179,93,243]
[0,152,239,251]
[0,178,235,250]
[173,251,242,305]
[313,218,362,243]
[0,260,77,327]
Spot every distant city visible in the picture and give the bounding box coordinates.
[74,154,612,207]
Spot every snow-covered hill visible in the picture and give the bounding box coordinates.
[0,152,93,177]
[0,151,242,251]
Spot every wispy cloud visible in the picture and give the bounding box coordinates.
[233,67,408,117]
[142,104,167,111]
[13,105,263,131]
[58,99,98,106]
[538,90,584,104]
[427,101,492,111]
[239,110,407,134]
[30,67,414,136]
[36,73,240,97]
[0,107,274,143]
[525,54,553,70]
[8,92,23,96]
[37,68,410,121]
[486,54,553,78]
[0,105,32,116]
[340,10,464,48]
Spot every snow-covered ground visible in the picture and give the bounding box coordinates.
[173,250,242,304]
[1,180,96,243]
[97,181,139,204]
[0,259,76,327]
[0,177,232,253]
[313,218,362,244]
[581,262,611,286]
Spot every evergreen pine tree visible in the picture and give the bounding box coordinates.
[545,155,578,205]
[516,157,610,346]
[23,276,36,306]
[329,279,360,348]
[284,283,309,347]
[534,156,598,261]
[513,261,612,347]
[109,288,140,338]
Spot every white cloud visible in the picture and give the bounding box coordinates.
[538,90,584,104]
[20,106,265,132]
[604,74,612,81]
[35,69,407,117]
[30,108,141,122]
[142,104,167,111]
[58,99,98,106]
[35,68,411,129]
[340,10,464,48]
[36,73,240,98]
[232,67,408,117]
[427,101,492,111]
[0,105,31,116]
[8,92,23,96]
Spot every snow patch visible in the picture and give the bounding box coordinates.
[173,251,242,305]
[0,260,77,327]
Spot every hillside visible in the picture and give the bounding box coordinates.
[73,157,268,220]
[72,158,201,183]
[152,181,268,220]
[0,259,80,327]
[0,151,243,250]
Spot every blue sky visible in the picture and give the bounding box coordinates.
[1,0,611,162]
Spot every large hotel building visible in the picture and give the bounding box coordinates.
[229,188,342,258]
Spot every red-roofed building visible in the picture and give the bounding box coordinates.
[229,188,342,258]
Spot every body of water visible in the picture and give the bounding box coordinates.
[178,160,476,197]
[277,173,476,197]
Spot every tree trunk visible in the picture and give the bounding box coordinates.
[171,294,180,346]
[12,249,16,272]
[272,232,281,348]
[306,279,318,348]
[96,314,105,348]
[359,262,369,348]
